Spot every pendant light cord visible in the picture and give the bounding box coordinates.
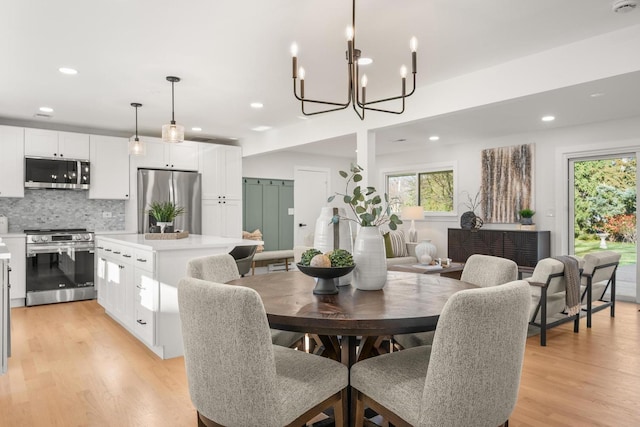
[171,81,176,124]
[135,105,139,139]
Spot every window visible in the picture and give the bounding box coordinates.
[384,162,457,216]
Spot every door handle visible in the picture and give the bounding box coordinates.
[298,223,307,227]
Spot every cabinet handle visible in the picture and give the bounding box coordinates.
[136,258,147,263]
[97,246,104,249]
[113,251,121,254]
[54,153,57,156]
[125,194,129,198]
[105,249,112,252]
[100,258,106,262]
[136,285,146,290]
[123,254,132,258]
[119,265,125,269]
[60,154,64,157]
[136,319,147,325]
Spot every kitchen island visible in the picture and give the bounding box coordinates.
[95,234,261,359]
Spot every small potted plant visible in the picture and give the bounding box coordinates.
[519,208,535,225]
[147,201,185,233]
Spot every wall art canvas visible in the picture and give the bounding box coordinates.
[481,143,535,223]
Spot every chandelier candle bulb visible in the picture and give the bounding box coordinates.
[291,43,298,78]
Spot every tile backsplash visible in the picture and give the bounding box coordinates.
[0,190,125,232]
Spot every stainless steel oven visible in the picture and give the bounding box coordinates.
[25,229,95,306]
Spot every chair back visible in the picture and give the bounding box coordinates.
[460,254,518,288]
[229,245,257,261]
[419,280,530,426]
[178,277,281,426]
[528,258,566,294]
[186,253,240,283]
[581,251,621,284]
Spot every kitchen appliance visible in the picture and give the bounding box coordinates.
[25,157,90,190]
[137,169,202,234]
[25,228,95,306]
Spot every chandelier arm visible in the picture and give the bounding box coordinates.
[351,101,365,120]
[301,103,351,116]
[361,73,417,106]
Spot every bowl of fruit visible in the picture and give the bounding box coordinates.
[297,248,355,295]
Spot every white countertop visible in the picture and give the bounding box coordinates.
[96,234,262,252]
[0,244,10,260]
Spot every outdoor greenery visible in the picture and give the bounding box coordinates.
[387,168,454,213]
[574,240,636,266]
[574,158,636,243]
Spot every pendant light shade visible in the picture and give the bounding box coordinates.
[129,102,146,156]
[162,76,185,143]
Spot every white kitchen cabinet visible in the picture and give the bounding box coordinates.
[135,139,198,171]
[0,126,24,198]
[24,128,89,159]
[200,144,242,200]
[89,135,130,199]
[97,242,135,329]
[1,235,26,306]
[202,198,242,238]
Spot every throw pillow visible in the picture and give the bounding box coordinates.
[388,230,408,257]
[383,232,394,258]
[242,229,264,252]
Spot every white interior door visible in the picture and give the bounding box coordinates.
[293,167,330,247]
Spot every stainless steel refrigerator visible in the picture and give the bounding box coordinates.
[137,169,202,234]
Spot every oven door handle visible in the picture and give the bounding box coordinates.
[26,245,95,256]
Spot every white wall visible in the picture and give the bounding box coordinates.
[375,116,640,258]
[243,151,354,199]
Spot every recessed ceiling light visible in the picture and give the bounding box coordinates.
[429,135,440,141]
[589,92,605,98]
[191,127,202,131]
[541,115,555,122]
[39,106,54,113]
[250,102,264,109]
[58,67,78,75]
[358,57,373,65]
[251,125,271,132]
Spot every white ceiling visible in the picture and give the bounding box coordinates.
[1,0,639,146]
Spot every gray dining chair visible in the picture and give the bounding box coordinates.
[178,277,348,427]
[394,254,518,349]
[186,253,305,349]
[351,280,531,427]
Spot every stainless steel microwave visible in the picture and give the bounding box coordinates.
[25,157,90,190]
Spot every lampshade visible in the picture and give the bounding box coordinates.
[129,137,146,156]
[162,123,185,143]
[401,206,423,220]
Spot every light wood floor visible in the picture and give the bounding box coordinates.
[1,301,639,427]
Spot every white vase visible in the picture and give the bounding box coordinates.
[156,222,173,233]
[314,207,353,286]
[415,239,437,264]
[352,226,387,291]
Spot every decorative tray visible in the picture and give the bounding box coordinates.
[144,231,189,240]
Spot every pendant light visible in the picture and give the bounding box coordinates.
[162,76,185,143]
[129,102,146,156]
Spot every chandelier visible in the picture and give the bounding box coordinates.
[291,0,417,120]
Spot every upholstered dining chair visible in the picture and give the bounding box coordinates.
[579,250,621,328]
[186,254,305,349]
[229,245,258,277]
[351,280,531,427]
[394,254,518,349]
[525,256,583,346]
[178,277,348,427]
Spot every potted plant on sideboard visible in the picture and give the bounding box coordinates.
[519,208,535,225]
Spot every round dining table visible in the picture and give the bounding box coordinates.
[228,269,477,425]
[228,270,478,367]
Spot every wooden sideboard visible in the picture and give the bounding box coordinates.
[447,228,550,267]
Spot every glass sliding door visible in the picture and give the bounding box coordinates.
[569,154,637,302]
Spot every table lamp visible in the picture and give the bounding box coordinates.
[401,206,423,243]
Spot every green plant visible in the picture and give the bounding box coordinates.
[519,208,535,218]
[327,249,354,267]
[300,248,322,266]
[146,201,185,222]
[328,164,403,229]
